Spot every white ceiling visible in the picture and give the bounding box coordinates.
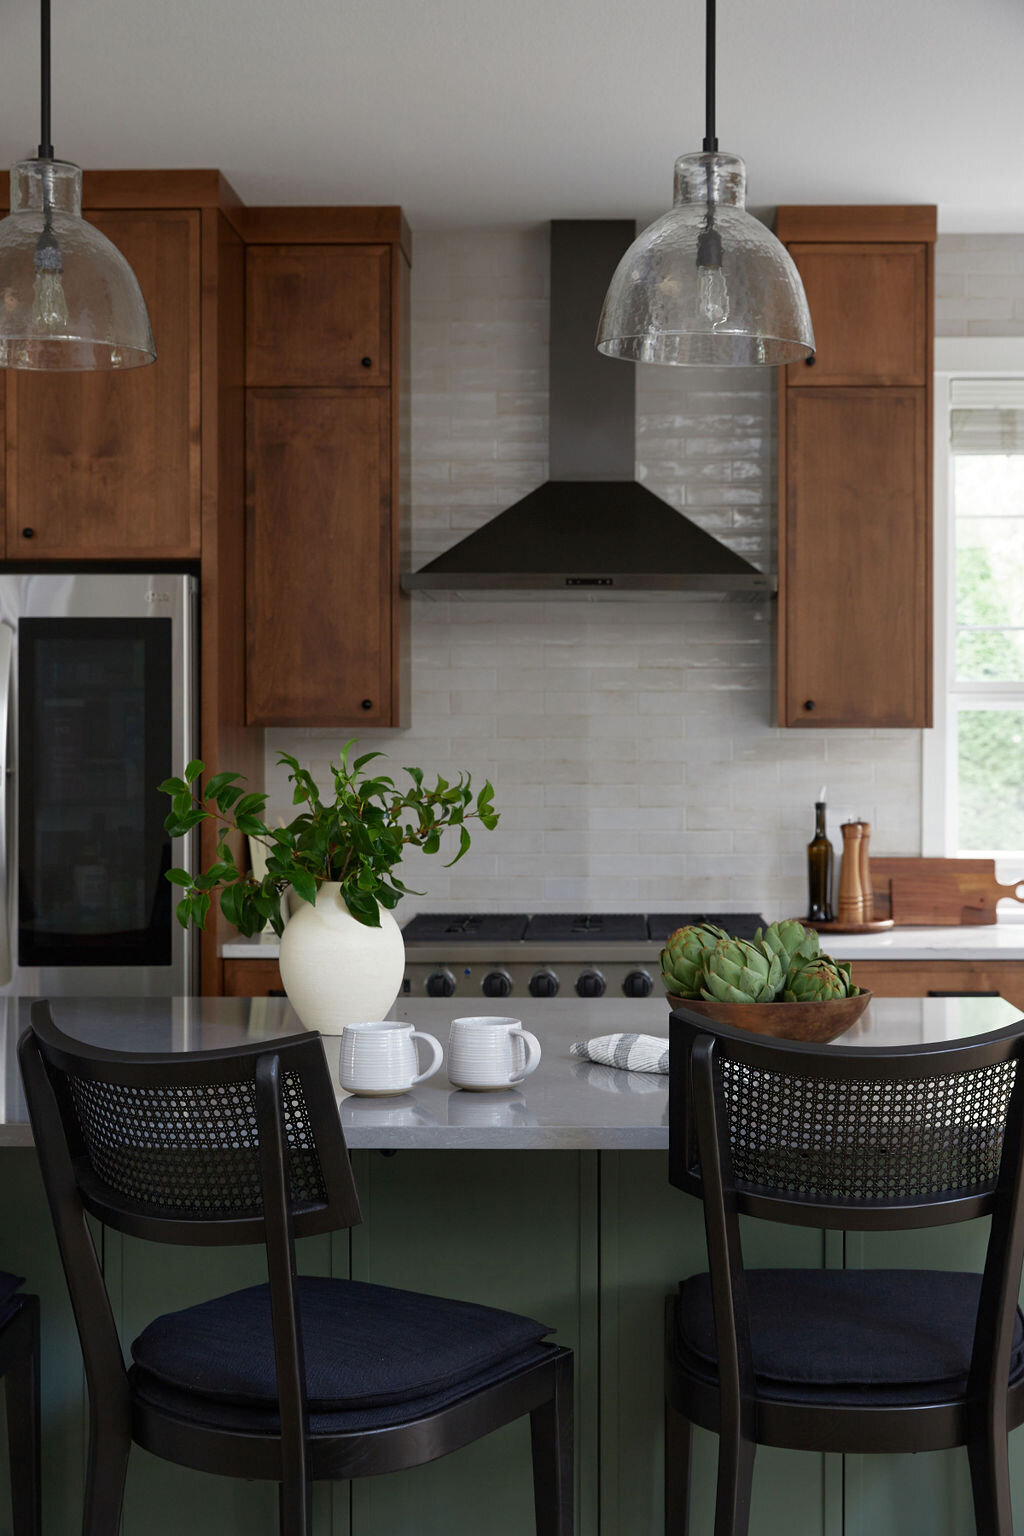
[0,0,1022,231]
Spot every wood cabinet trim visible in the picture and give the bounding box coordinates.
[776,206,938,244]
[0,169,242,214]
[235,206,411,262]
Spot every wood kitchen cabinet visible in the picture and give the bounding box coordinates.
[5,207,201,560]
[222,957,284,996]
[246,389,392,725]
[246,244,390,387]
[849,959,1024,1012]
[240,210,410,729]
[776,205,936,728]
[783,387,928,728]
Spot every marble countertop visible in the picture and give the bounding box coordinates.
[1,994,1021,1151]
[222,922,1024,964]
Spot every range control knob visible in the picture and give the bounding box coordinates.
[622,969,654,999]
[425,969,456,998]
[482,969,513,998]
[529,969,560,999]
[576,969,606,999]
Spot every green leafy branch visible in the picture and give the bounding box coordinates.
[159,743,499,938]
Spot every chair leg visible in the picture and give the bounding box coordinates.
[664,1398,691,1536]
[968,1433,1013,1536]
[5,1302,40,1536]
[530,1354,574,1536]
[82,1416,130,1536]
[714,1429,755,1536]
[278,1477,312,1536]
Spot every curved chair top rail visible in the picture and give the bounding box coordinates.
[668,1007,1024,1231]
[20,1001,362,1245]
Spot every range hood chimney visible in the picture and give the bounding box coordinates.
[402,221,775,595]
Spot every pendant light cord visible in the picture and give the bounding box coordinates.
[38,0,53,160]
[702,0,718,153]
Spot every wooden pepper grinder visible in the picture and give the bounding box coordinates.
[838,820,872,925]
[859,821,874,923]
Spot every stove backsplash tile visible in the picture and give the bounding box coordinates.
[265,226,927,922]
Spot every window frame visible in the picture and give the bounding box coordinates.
[923,338,1024,863]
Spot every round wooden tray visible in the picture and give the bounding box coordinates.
[803,918,895,934]
[666,990,872,1043]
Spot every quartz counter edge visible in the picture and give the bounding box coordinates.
[221,925,1024,963]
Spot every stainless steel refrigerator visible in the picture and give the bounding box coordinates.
[0,572,198,997]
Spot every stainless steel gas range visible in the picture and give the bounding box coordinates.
[400,912,767,1003]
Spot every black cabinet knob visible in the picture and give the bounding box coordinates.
[426,969,456,998]
[482,970,513,998]
[361,356,373,368]
[21,527,34,539]
[622,969,653,999]
[803,699,816,712]
[528,970,559,999]
[361,699,373,711]
[804,355,816,366]
[575,970,606,999]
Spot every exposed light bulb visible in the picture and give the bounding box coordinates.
[32,225,68,332]
[696,220,728,325]
[698,263,729,325]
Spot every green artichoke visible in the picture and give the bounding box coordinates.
[783,955,851,1002]
[701,937,784,1005]
[660,923,727,998]
[754,919,820,973]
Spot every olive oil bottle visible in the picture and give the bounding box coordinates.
[807,792,834,923]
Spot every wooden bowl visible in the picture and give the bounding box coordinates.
[665,990,873,1043]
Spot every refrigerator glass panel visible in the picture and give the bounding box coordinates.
[18,617,173,966]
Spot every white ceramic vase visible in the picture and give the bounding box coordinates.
[278,883,405,1034]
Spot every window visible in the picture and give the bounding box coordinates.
[925,342,1024,866]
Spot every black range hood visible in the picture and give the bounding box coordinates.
[402,220,775,596]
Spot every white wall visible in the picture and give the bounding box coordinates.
[264,227,1001,921]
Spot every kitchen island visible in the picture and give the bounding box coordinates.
[1,994,1023,1536]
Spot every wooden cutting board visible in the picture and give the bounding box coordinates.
[869,857,1024,926]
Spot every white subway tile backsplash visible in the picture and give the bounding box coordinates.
[264,228,1021,919]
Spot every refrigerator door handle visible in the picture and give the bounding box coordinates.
[0,625,13,987]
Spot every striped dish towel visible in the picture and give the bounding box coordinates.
[570,1032,669,1074]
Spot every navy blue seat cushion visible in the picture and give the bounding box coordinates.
[131,1342,555,1436]
[131,1276,554,1411]
[676,1269,1024,1403]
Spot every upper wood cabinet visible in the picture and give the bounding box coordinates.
[782,388,928,728]
[246,389,392,726]
[240,210,410,730]
[785,244,928,387]
[776,206,936,729]
[246,245,390,388]
[5,208,201,560]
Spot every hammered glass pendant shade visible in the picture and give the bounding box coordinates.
[0,159,155,370]
[597,152,814,367]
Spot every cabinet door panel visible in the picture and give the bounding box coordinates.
[222,958,284,996]
[782,389,928,728]
[6,209,200,559]
[246,245,390,388]
[847,961,1024,1011]
[246,390,391,726]
[787,244,928,387]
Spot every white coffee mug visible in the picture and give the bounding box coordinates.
[338,1021,443,1097]
[447,1015,542,1091]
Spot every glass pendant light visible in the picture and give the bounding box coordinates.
[596,0,813,367]
[0,0,155,370]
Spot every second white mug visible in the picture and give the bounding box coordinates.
[447,1015,542,1091]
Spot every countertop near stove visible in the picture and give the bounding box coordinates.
[221,922,1024,962]
[7,994,1020,1152]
